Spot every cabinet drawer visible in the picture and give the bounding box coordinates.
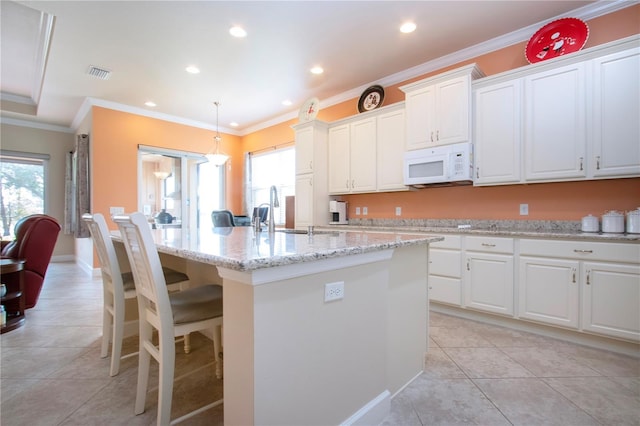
[429,276,462,306]
[520,239,640,264]
[430,249,462,278]
[465,236,514,254]
[429,234,462,249]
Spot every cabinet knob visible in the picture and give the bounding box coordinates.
[579,157,584,171]
[596,156,600,170]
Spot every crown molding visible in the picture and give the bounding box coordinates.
[1,116,75,133]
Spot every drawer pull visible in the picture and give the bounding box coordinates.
[476,167,480,179]
[572,268,576,283]
[586,270,591,285]
[481,243,496,247]
[466,260,470,271]
[573,249,593,254]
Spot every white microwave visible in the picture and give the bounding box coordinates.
[403,142,474,186]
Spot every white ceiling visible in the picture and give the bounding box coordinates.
[0,1,630,135]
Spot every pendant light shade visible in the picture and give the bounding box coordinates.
[205,101,229,166]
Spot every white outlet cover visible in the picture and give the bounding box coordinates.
[395,207,401,216]
[355,207,361,215]
[520,204,529,215]
[363,207,368,215]
[324,281,344,302]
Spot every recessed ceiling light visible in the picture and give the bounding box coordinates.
[282,100,292,106]
[230,122,239,127]
[310,66,324,75]
[185,65,200,74]
[229,26,247,38]
[144,101,157,107]
[400,22,417,34]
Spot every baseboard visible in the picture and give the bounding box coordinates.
[341,390,390,426]
[51,254,75,263]
[431,303,640,358]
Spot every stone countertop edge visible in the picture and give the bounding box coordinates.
[110,230,443,272]
[327,219,640,242]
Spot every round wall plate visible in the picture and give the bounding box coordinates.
[358,85,384,113]
[525,17,589,64]
[299,97,320,122]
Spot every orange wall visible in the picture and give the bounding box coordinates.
[238,5,640,221]
[91,107,243,225]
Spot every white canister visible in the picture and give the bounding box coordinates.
[581,214,599,232]
[626,208,640,234]
[602,210,625,233]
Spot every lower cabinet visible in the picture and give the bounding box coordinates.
[518,257,580,329]
[518,239,640,342]
[464,236,514,316]
[582,261,640,342]
[428,235,462,305]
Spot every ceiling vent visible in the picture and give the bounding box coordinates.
[87,65,111,80]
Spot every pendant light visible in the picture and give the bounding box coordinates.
[205,101,229,166]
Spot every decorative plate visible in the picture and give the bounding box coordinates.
[358,85,385,113]
[299,97,320,122]
[525,17,589,64]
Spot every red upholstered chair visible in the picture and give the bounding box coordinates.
[1,214,61,309]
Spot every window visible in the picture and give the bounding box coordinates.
[0,150,48,238]
[249,147,295,225]
[138,146,224,230]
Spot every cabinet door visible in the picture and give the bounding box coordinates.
[591,47,640,178]
[429,248,462,306]
[295,126,314,175]
[524,63,587,181]
[474,80,522,185]
[405,85,436,150]
[294,174,313,228]
[436,76,469,146]
[377,108,407,191]
[350,117,377,192]
[582,261,640,342]
[465,253,514,315]
[518,257,579,329]
[328,125,351,194]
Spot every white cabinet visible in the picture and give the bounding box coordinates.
[519,257,580,329]
[473,79,522,185]
[401,64,484,150]
[582,261,640,342]
[292,121,330,228]
[376,106,408,192]
[590,47,640,178]
[328,117,376,194]
[519,238,640,342]
[464,236,514,316]
[524,62,587,181]
[428,235,463,305]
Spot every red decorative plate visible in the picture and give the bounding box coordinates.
[525,17,589,64]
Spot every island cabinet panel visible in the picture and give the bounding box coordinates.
[524,62,587,181]
[590,46,640,178]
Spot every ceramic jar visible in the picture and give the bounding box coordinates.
[626,208,640,234]
[581,214,599,232]
[601,210,625,233]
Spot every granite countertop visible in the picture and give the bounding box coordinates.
[111,227,442,272]
[331,219,640,242]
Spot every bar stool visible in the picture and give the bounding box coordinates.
[82,213,191,376]
[113,212,223,425]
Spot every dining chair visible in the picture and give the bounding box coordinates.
[211,209,235,227]
[113,212,223,425]
[82,213,191,376]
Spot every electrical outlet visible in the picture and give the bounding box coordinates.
[110,206,125,216]
[520,204,529,215]
[363,207,368,216]
[324,281,344,302]
[355,207,361,215]
[395,207,402,216]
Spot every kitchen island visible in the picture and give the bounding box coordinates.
[112,226,441,425]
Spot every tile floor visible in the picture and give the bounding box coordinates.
[1,262,639,425]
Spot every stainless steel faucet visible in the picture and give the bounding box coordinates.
[268,185,279,233]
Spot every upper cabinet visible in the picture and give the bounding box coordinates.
[524,62,587,181]
[473,35,640,186]
[327,103,407,195]
[401,64,484,150]
[590,47,640,178]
